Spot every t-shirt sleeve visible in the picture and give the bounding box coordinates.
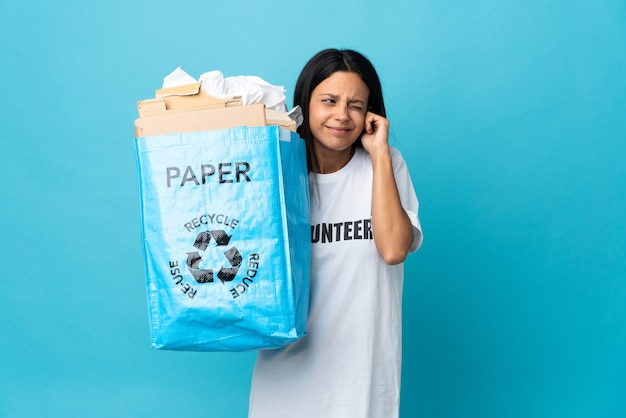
[390,147,423,253]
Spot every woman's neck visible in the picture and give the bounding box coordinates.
[312,145,356,174]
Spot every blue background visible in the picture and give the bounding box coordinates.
[1,1,625,417]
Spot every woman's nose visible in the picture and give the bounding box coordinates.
[334,104,349,121]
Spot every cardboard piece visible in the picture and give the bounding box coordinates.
[134,103,267,138]
[137,83,243,118]
[265,109,298,131]
[135,83,296,137]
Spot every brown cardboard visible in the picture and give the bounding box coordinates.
[136,98,168,117]
[134,102,267,138]
[265,108,297,131]
[135,82,297,138]
[155,82,203,98]
[159,83,242,112]
[137,83,243,118]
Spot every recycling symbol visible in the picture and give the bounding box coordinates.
[186,230,242,284]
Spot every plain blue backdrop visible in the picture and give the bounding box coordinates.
[1,0,625,417]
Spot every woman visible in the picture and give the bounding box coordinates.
[248,48,423,418]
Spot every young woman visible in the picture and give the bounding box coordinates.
[248,48,423,418]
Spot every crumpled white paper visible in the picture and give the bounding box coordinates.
[162,67,287,112]
[162,67,197,88]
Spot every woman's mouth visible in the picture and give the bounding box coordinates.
[326,126,352,135]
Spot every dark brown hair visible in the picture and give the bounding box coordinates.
[294,48,387,171]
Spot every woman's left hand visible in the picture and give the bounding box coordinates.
[361,111,390,157]
[361,111,414,265]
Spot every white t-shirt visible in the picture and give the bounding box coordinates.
[248,146,422,418]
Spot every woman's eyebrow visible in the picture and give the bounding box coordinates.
[317,93,365,104]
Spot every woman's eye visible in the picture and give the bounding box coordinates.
[349,105,363,111]
[322,99,335,104]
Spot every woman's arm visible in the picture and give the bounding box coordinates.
[361,112,414,265]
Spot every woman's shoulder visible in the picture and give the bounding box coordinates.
[389,146,404,159]
[354,145,408,169]
[355,145,403,158]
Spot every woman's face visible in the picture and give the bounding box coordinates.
[308,71,369,162]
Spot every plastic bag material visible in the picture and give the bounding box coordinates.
[134,126,310,351]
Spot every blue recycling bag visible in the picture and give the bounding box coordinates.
[134,125,310,351]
